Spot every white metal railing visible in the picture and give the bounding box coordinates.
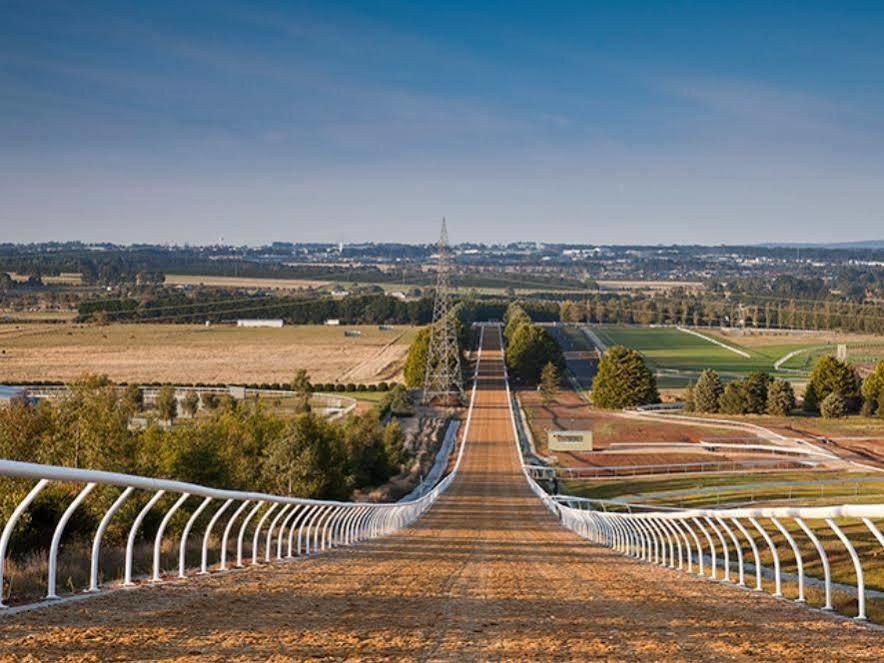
[556,498,884,620]
[524,458,813,480]
[498,324,884,623]
[0,326,485,610]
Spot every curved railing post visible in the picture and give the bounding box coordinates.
[680,519,705,576]
[731,518,762,591]
[704,517,730,582]
[90,486,134,591]
[179,496,212,578]
[201,498,234,574]
[152,493,190,582]
[290,504,319,557]
[124,490,166,586]
[770,517,804,602]
[0,479,49,608]
[276,505,302,559]
[237,501,265,567]
[794,517,831,610]
[826,518,866,620]
[220,500,251,570]
[748,517,781,597]
[715,516,743,585]
[692,517,717,579]
[47,482,97,599]
[251,503,278,565]
[265,504,292,562]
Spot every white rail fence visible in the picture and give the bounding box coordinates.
[556,498,884,620]
[0,328,484,611]
[497,324,884,623]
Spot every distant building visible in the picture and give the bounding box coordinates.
[325,319,341,326]
[236,319,283,328]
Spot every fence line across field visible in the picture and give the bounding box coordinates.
[0,327,486,610]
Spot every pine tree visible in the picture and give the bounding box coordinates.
[693,369,723,413]
[766,380,796,416]
[590,345,658,409]
[820,392,847,419]
[806,356,862,413]
[539,362,560,406]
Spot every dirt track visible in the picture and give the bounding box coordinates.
[1,327,881,661]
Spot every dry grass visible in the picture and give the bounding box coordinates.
[709,328,884,347]
[7,272,82,285]
[0,323,418,384]
[164,274,331,290]
[596,279,705,292]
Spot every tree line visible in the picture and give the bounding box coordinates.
[686,357,884,419]
[0,374,411,555]
[502,303,565,385]
[559,293,884,334]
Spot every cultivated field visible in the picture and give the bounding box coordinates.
[595,279,704,292]
[164,274,331,290]
[0,323,418,384]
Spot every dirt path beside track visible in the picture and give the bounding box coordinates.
[0,327,881,661]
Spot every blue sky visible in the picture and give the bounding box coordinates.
[2,1,884,245]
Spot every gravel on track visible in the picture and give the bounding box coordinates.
[1,328,881,661]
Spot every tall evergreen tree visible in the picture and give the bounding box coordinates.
[693,369,723,413]
[591,346,658,409]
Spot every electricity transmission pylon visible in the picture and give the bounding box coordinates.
[422,218,464,405]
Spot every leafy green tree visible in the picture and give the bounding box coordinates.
[155,385,178,423]
[591,345,658,409]
[46,374,134,471]
[403,327,430,387]
[506,323,564,384]
[766,380,796,416]
[383,419,406,470]
[263,412,348,498]
[805,356,862,413]
[202,392,220,410]
[683,381,695,412]
[291,368,312,413]
[878,389,884,420]
[693,369,723,413]
[503,303,531,342]
[820,391,847,419]
[343,413,390,489]
[122,384,143,414]
[182,390,200,418]
[539,362,560,406]
[862,360,884,416]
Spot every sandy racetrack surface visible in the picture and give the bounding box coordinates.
[1,327,881,661]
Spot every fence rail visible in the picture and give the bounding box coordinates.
[0,328,484,610]
[556,498,884,620]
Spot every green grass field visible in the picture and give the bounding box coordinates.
[590,325,820,386]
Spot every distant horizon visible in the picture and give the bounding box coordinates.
[4,237,884,251]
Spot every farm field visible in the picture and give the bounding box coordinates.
[0,322,418,385]
[164,274,331,290]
